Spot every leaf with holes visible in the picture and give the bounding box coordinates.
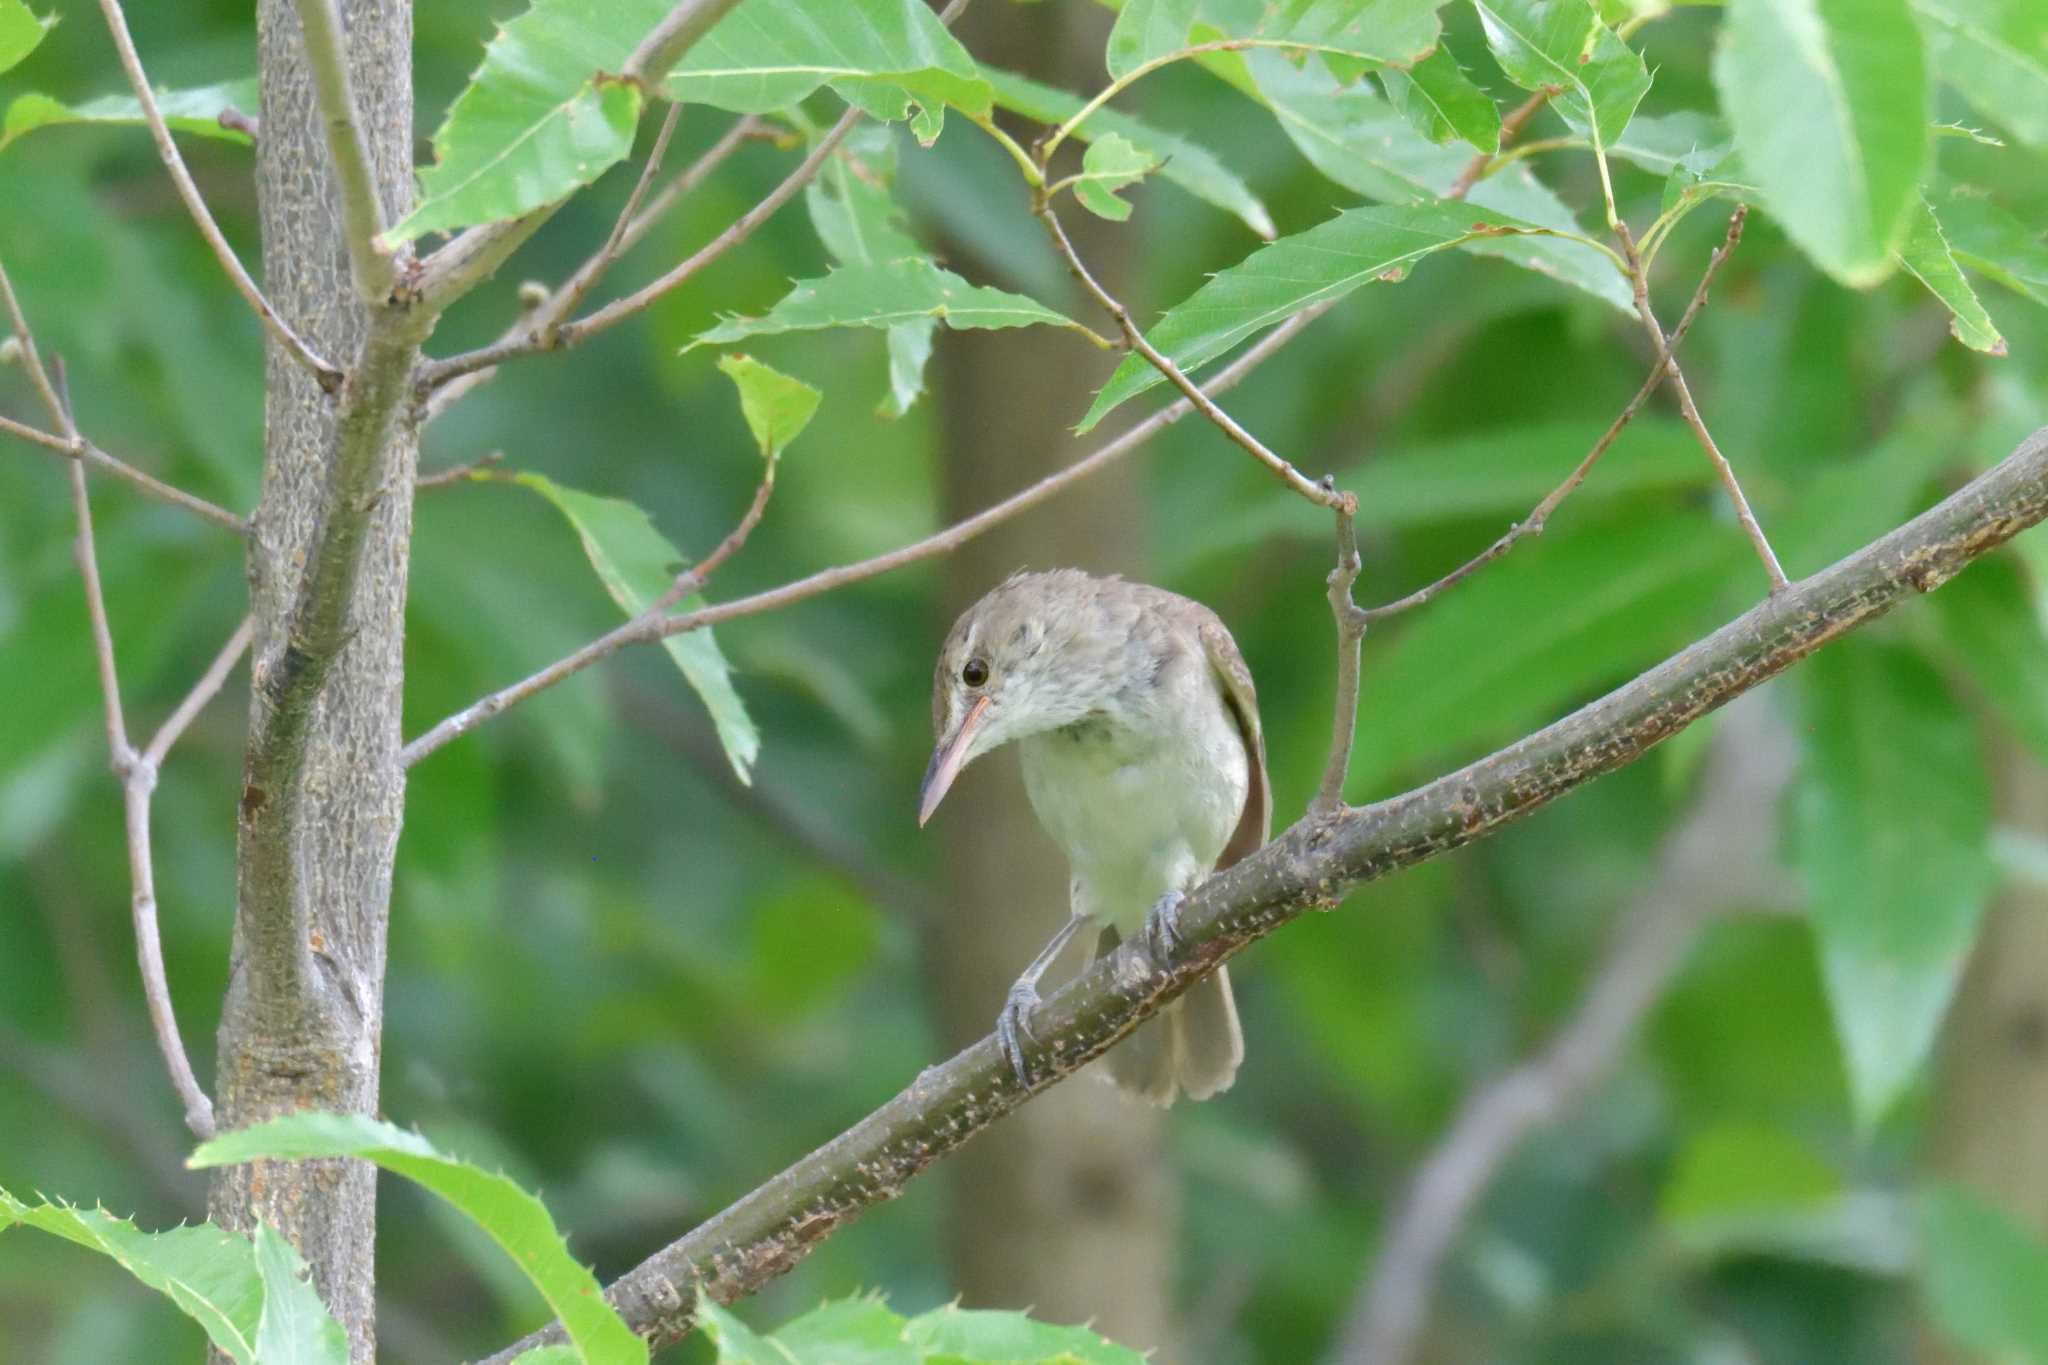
[1067,132,1159,221]
[1895,193,2007,353]
[1379,41,1500,150]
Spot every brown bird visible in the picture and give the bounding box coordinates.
[919,570,1270,1104]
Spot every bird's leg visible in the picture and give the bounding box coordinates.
[1143,889,1188,966]
[997,911,1090,1087]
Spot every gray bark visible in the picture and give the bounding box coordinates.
[207,3,415,1359]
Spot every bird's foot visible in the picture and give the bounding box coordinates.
[996,979,1043,1088]
[1144,890,1188,966]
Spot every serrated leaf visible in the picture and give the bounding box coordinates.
[1107,0,1447,80]
[903,1304,1149,1365]
[1,78,257,153]
[1473,0,1649,148]
[507,472,759,783]
[1713,0,1930,286]
[1796,641,1991,1127]
[691,258,1087,350]
[191,1112,648,1365]
[1922,1183,2048,1359]
[716,353,821,465]
[696,1292,786,1363]
[1241,49,1630,309]
[1068,131,1158,221]
[1078,199,1558,430]
[251,1225,349,1365]
[0,0,54,77]
[1912,0,2048,149]
[771,1295,919,1364]
[985,64,1273,237]
[1934,183,2048,307]
[1895,193,2007,353]
[0,1187,264,1363]
[667,0,992,135]
[1380,42,1500,150]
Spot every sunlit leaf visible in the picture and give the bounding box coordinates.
[690,257,1088,351]
[507,472,759,783]
[251,1226,349,1365]
[1079,199,1560,430]
[1912,0,2048,149]
[1067,131,1158,221]
[0,0,54,77]
[191,1112,648,1365]
[1660,1124,1839,1224]
[1,78,257,153]
[903,1304,1149,1364]
[1106,0,1447,79]
[1473,0,1649,148]
[1796,641,1990,1126]
[1894,194,2007,354]
[1713,0,1929,285]
[1379,41,1500,151]
[716,353,821,465]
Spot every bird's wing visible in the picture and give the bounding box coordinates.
[1200,616,1271,870]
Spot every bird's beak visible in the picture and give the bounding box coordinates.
[919,694,991,827]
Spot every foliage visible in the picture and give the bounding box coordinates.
[2,0,2047,1361]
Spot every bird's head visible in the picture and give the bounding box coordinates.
[918,571,1119,826]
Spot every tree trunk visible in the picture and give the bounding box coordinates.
[207,3,414,1359]
[928,5,1176,1354]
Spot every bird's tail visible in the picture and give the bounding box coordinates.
[1103,965,1244,1106]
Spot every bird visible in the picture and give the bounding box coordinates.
[918,569,1270,1105]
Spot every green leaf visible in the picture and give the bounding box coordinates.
[1242,50,1631,310]
[1933,183,2048,307]
[1379,42,1500,151]
[0,1188,264,1363]
[251,1225,349,1365]
[1,78,258,153]
[1922,1183,2048,1359]
[690,258,1088,350]
[1912,0,2048,149]
[1926,555,2048,767]
[985,64,1274,237]
[1660,1124,1840,1223]
[510,1350,585,1365]
[0,0,54,77]
[902,1304,1149,1365]
[1068,131,1158,221]
[1796,641,1991,1126]
[191,1112,648,1365]
[1895,194,2007,354]
[509,472,759,783]
[1078,199,1556,430]
[770,1295,919,1364]
[1107,0,1447,79]
[1713,0,1930,286]
[1350,512,1745,787]
[697,1291,787,1363]
[716,353,821,465]
[666,0,993,136]
[1473,0,1650,148]
[882,316,937,417]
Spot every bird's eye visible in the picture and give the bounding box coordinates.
[961,657,989,688]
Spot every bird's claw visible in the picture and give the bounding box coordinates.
[996,979,1042,1088]
[1144,890,1188,966]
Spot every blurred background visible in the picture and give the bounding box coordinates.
[4,2,2048,1362]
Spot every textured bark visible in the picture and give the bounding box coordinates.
[207,3,415,1359]
[926,5,1176,1355]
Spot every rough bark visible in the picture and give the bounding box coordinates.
[207,3,415,1360]
[930,7,1173,1351]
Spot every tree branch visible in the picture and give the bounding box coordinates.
[286,0,395,300]
[0,412,249,533]
[485,425,2048,1362]
[93,0,342,389]
[1314,494,1368,813]
[1358,206,1748,624]
[622,0,748,87]
[1332,691,1798,1365]
[400,304,1326,767]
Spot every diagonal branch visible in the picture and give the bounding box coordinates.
[93,0,342,389]
[0,412,249,533]
[484,423,2048,1362]
[287,0,396,300]
[400,304,1326,767]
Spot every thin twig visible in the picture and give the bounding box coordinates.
[419,116,759,424]
[1034,199,1346,511]
[1447,87,1558,200]
[1358,208,1750,624]
[421,109,862,393]
[621,0,749,87]
[555,102,685,329]
[659,467,777,608]
[400,304,1327,767]
[143,616,253,769]
[0,411,248,533]
[93,0,342,389]
[1614,216,1788,591]
[287,0,396,300]
[483,424,2048,1362]
[1314,491,1368,813]
[414,449,504,492]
